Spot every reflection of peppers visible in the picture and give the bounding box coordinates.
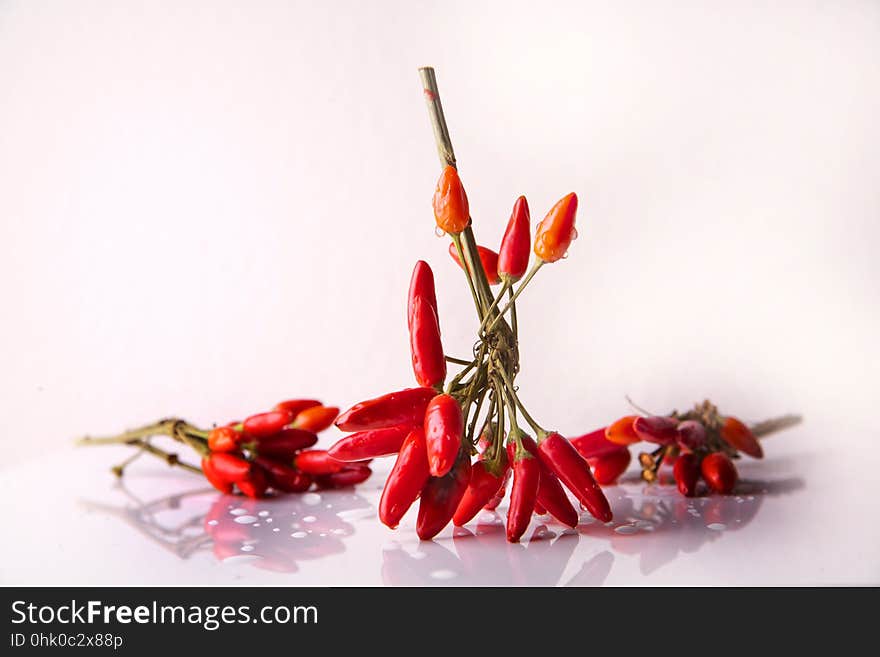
[328,425,410,462]
[292,406,338,433]
[207,426,240,453]
[407,261,437,332]
[379,427,430,529]
[534,192,578,263]
[498,196,531,282]
[453,453,509,526]
[336,387,436,432]
[243,410,293,438]
[409,296,446,389]
[701,452,738,494]
[249,429,318,459]
[255,456,312,493]
[294,450,345,475]
[537,432,612,522]
[417,451,471,540]
[720,416,763,458]
[507,448,541,543]
[424,394,463,477]
[589,447,632,485]
[432,165,469,234]
[448,243,500,285]
[521,435,578,528]
[632,416,679,445]
[569,427,622,459]
[605,415,640,445]
[673,452,700,497]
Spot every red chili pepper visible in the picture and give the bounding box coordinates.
[237,464,269,499]
[676,420,707,451]
[521,435,578,528]
[632,416,679,445]
[242,410,293,438]
[292,405,338,433]
[408,260,437,332]
[498,195,531,282]
[534,192,578,263]
[202,456,233,494]
[416,451,471,540]
[453,453,509,526]
[484,468,511,510]
[409,296,446,389]
[327,425,410,462]
[534,502,546,515]
[315,464,372,489]
[432,165,470,234]
[273,399,321,417]
[294,449,346,475]
[569,427,622,459]
[605,415,641,446]
[673,452,700,497]
[208,452,251,482]
[448,243,500,285]
[254,456,312,493]
[379,427,431,529]
[424,394,463,477]
[336,387,437,432]
[207,426,241,453]
[701,452,738,494]
[719,416,763,458]
[249,428,318,459]
[537,432,612,523]
[507,448,541,543]
[589,447,632,486]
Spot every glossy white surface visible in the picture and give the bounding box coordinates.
[1,426,876,585]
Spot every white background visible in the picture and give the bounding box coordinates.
[1,1,878,584]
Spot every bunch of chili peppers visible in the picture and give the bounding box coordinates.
[78,399,371,498]
[570,401,799,497]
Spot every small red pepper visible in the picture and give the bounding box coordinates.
[207,426,241,453]
[537,432,612,523]
[249,428,318,459]
[202,456,233,494]
[448,243,500,285]
[273,399,321,417]
[409,296,446,389]
[521,435,578,528]
[237,465,268,499]
[379,427,431,529]
[453,453,509,526]
[673,452,700,497]
[632,416,679,445]
[720,416,763,458]
[589,447,632,486]
[701,452,738,494]
[336,387,437,432]
[507,447,541,543]
[534,192,578,263]
[569,427,623,459]
[327,425,410,462]
[294,449,346,475]
[292,405,339,433]
[242,410,293,438]
[498,195,531,282]
[423,393,463,477]
[208,452,251,482]
[484,468,511,511]
[254,456,312,493]
[315,464,372,489]
[605,415,641,446]
[416,451,471,540]
[676,420,707,451]
[432,165,470,234]
[408,260,438,332]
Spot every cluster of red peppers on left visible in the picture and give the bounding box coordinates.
[78,400,370,498]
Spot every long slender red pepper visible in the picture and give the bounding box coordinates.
[521,434,578,528]
[294,449,345,475]
[242,410,293,438]
[448,243,500,285]
[327,425,410,462]
[408,260,438,331]
[453,453,509,526]
[315,464,372,488]
[379,427,431,529]
[570,427,624,459]
[498,195,530,282]
[336,387,436,432]
[423,393,463,477]
[416,451,471,540]
[409,296,446,389]
[537,432,612,522]
[506,447,541,543]
[248,428,318,459]
[292,406,338,433]
[632,416,679,445]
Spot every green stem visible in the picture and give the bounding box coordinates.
[485,260,543,333]
[496,365,546,436]
[451,232,484,318]
[476,278,513,334]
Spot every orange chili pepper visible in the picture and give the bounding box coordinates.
[432,165,470,234]
[534,192,578,263]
